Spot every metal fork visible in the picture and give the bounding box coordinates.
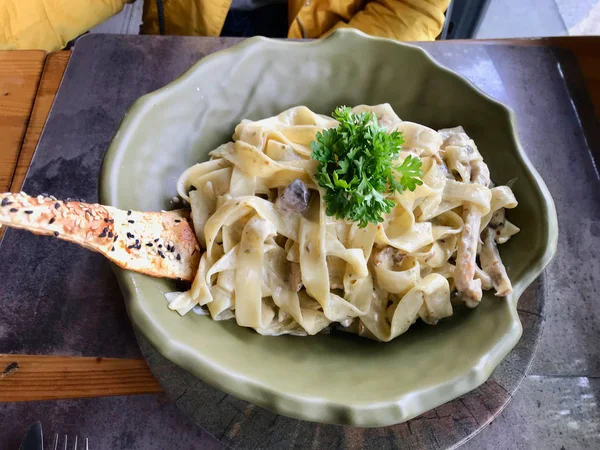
[52,434,89,450]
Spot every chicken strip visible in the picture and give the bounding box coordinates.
[454,160,490,306]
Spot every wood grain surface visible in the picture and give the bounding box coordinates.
[0,51,45,192]
[10,52,71,192]
[0,37,597,406]
[0,354,161,401]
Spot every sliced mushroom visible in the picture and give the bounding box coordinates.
[372,246,407,269]
[289,261,303,292]
[275,179,312,215]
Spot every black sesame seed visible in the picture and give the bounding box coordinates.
[49,218,55,224]
[154,238,159,242]
[166,245,171,251]
[127,232,134,239]
[54,231,59,237]
[128,220,134,224]
[111,246,115,251]
[158,250,165,258]
[146,243,153,247]
[103,227,108,234]
[114,235,118,242]
[24,210,33,214]
[174,219,181,223]
[170,246,175,253]
[99,232,107,238]
[135,239,139,245]
[127,210,132,216]
[9,208,17,213]
[55,202,60,209]
[176,254,181,261]
[1,198,12,206]
[158,244,162,248]
[108,231,113,238]
[104,218,110,222]
[128,244,135,249]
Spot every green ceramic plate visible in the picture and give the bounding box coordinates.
[99,29,558,427]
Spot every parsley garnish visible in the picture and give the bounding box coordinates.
[310,106,423,227]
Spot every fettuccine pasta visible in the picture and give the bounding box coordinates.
[166,104,519,341]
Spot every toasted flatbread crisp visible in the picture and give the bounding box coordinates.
[0,192,201,281]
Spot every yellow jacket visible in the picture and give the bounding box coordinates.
[1,0,449,52]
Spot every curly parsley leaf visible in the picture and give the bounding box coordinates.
[310,106,423,227]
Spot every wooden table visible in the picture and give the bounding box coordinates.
[0,34,598,418]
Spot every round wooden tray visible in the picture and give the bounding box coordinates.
[138,275,545,449]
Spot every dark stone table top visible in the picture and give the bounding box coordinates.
[0,35,598,449]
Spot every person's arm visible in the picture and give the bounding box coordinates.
[329,0,451,41]
[0,0,128,51]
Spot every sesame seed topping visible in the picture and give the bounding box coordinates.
[24,210,33,214]
[9,208,17,213]
[36,195,44,202]
[174,219,181,223]
[114,235,118,242]
[146,243,153,247]
[1,198,12,207]
[108,231,113,238]
[128,220,134,224]
[128,244,135,249]
[176,254,181,261]
[166,245,171,252]
[154,238,159,242]
[158,250,165,258]
[54,231,59,237]
[127,210,132,216]
[49,218,55,224]
[158,244,162,248]
[135,239,139,245]
[75,218,81,226]
[50,195,57,201]
[99,231,107,238]
[103,227,109,234]
[127,232,134,239]
[111,246,115,251]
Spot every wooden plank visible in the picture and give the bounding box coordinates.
[10,51,71,193]
[0,51,46,192]
[0,354,162,401]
